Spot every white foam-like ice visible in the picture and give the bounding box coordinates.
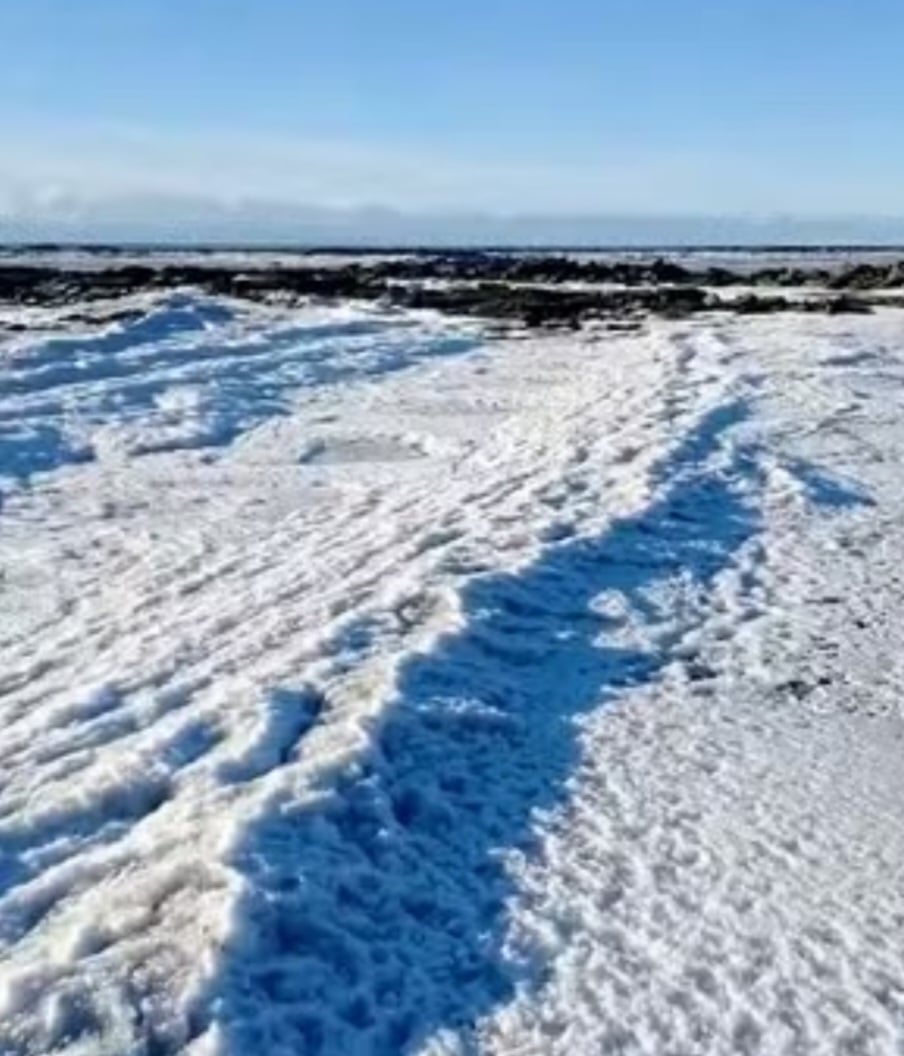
[1,295,903,1054]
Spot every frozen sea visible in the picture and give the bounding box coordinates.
[1,280,904,1054]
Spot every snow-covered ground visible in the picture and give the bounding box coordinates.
[1,294,904,1055]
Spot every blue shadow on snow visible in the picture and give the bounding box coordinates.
[0,297,476,488]
[0,425,94,488]
[787,458,876,510]
[190,399,766,1054]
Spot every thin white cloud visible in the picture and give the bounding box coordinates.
[3,117,904,242]
[1,118,649,214]
[7,115,895,214]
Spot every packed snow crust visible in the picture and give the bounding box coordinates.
[1,293,904,1054]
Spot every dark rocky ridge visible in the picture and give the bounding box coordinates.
[2,255,904,329]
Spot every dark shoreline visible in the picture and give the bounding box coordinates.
[4,254,904,330]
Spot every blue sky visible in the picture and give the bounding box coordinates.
[2,1,903,238]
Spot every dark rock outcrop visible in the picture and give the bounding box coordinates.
[0,253,898,328]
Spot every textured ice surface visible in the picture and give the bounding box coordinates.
[1,297,904,1054]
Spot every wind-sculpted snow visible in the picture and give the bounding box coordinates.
[205,401,761,1054]
[1,301,904,1055]
[0,295,476,486]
